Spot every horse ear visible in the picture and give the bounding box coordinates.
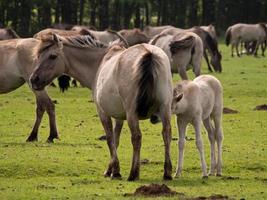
[175,93,183,102]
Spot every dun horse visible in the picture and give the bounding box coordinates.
[225,23,267,57]
[30,34,173,181]
[0,38,59,142]
[0,28,19,40]
[161,27,222,72]
[150,32,203,80]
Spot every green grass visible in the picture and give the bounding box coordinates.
[0,44,267,199]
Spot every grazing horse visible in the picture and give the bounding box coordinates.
[150,31,203,80]
[200,25,217,41]
[118,28,150,46]
[29,34,173,181]
[161,27,222,72]
[0,38,59,142]
[225,23,267,57]
[0,28,19,40]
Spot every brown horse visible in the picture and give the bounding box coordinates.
[29,34,173,181]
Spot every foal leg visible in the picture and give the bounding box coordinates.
[174,117,187,178]
[159,108,172,180]
[193,117,208,178]
[98,111,121,179]
[203,117,216,176]
[127,114,142,181]
[213,115,224,176]
[178,67,188,80]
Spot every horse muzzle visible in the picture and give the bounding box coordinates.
[30,74,46,91]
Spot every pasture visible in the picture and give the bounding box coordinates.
[0,43,266,199]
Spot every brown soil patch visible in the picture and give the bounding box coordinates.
[253,104,267,111]
[223,107,238,114]
[187,194,230,200]
[127,184,180,197]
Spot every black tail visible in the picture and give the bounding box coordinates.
[57,75,71,93]
[136,52,157,118]
[225,27,231,46]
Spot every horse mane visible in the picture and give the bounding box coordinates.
[6,28,19,38]
[259,23,267,37]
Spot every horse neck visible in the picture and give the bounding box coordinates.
[63,46,106,89]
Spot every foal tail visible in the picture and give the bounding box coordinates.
[225,27,232,46]
[136,51,157,118]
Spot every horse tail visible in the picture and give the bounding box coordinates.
[57,75,71,93]
[136,51,157,118]
[169,35,195,55]
[259,23,267,38]
[225,27,232,46]
[106,29,129,47]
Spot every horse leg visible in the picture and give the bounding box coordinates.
[261,42,266,56]
[231,44,234,57]
[114,119,124,148]
[203,50,213,72]
[193,117,208,178]
[98,110,121,179]
[213,114,224,176]
[253,41,260,57]
[26,92,46,142]
[159,107,172,180]
[236,41,241,57]
[178,67,188,80]
[174,117,187,178]
[127,114,142,181]
[203,117,216,176]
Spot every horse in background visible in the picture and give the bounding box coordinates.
[225,23,267,57]
[29,34,173,181]
[0,28,19,40]
[118,28,150,46]
[161,27,222,72]
[142,25,174,38]
[200,25,217,42]
[150,31,203,80]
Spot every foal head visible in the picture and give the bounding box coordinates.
[30,34,65,90]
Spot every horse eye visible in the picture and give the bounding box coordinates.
[49,54,57,60]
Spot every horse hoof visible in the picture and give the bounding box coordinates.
[163,174,173,180]
[26,136,38,142]
[127,175,139,181]
[46,135,59,143]
[104,170,112,177]
[216,173,222,177]
[111,173,122,180]
[202,175,208,179]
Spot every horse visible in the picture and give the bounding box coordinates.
[0,38,59,142]
[29,34,173,181]
[118,28,150,46]
[225,23,267,57]
[172,75,223,178]
[161,27,222,72]
[142,25,174,38]
[34,28,96,92]
[150,31,203,80]
[0,28,19,40]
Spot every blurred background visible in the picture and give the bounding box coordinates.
[0,0,267,37]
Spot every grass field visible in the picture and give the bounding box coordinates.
[0,44,267,200]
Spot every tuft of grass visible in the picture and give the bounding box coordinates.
[0,43,266,199]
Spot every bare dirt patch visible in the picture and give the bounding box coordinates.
[187,194,230,200]
[124,183,181,197]
[223,107,238,114]
[253,104,267,111]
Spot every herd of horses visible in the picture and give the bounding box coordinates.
[0,22,266,181]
